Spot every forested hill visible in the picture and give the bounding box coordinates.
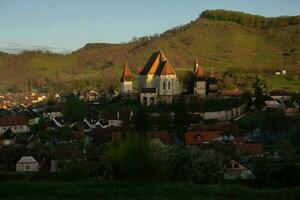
[0,10,299,93]
[200,9,300,29]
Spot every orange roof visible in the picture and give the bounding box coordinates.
[120,61,133,82]
[146,131,172,144]
[0,116,27,126]
[139,50,176,76]
[185,131,221,145]
[195,66,205,78]
[155,61,176,75]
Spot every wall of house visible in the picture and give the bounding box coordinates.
[16,162,39,172]
[202,104,246,121]
[0,125,30,134]
[194,81,206,96]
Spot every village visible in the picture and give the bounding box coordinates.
[0,50,299,184]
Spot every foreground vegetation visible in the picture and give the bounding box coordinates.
[0,181,299,200]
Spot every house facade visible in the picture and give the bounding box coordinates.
[0,116,30,134]
[16,156,39,172]
[223,160,255,180]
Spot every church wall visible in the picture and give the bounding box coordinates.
[120,81,132,94]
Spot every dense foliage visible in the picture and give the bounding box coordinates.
[201,9,300,29]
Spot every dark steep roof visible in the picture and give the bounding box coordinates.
[139,50,176,76]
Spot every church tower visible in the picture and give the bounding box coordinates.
[206,67,218,96]
[193,58,206,96]
[120,61,133,94]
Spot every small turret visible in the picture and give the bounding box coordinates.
[120,61,133,94]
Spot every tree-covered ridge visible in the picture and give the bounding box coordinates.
[200,9,300,29]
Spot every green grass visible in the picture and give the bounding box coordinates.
[0,181,299,200]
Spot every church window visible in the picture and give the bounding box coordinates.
[168,81,171,90]
[163,82,166,90]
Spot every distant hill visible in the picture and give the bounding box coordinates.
[0,9,299,93]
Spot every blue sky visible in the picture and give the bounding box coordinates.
[1,0,300,53]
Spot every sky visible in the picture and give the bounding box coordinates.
[1,0,300,53]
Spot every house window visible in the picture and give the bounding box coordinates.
[234,164,239,169]
[168,81,171,90]
[25,165,30,170]
[163,82,166,90]
[14,127,17,129]
[227,164,232,169]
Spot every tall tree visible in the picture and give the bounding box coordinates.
[252,76,265,111]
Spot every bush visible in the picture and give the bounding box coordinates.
[105,135,153,180]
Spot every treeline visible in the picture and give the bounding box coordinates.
[200,9,300,29]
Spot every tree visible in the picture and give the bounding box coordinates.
[252,76,265,110]
[180,71,195,94]
[133,106,150,133]
[173,98,189,139]
[63,96,87,122]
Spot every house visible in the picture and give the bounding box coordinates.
[20,109,40,126]
[185,131,222,145]
[269,89,292,102]
[50,145,84,172]
[16,156,39,172]
[99,109,134,127]
[0,128,16,146]
[223,160,255,180]
[235,143,264,157]
[42,105,63,119]
[0,115,30,134]
[263,96,281,111]
[282,100,300,115]
[89,127,126,145]
[146,131,172,145]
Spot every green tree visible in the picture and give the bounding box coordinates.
[180,71,195,94]
[173,98,189,139]
[133,106,149,133]
[63,96,87,122]
[252,76,265,110]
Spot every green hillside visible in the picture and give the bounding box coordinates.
[0,10,299,93]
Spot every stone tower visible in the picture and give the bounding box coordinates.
[193,58,206,96]
[120,61,133,94]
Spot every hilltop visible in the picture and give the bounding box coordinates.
[0,10,300,93]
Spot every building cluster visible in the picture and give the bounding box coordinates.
[0,50,298,181]
[120,50,218,106]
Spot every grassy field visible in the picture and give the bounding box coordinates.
[0,181,299,200]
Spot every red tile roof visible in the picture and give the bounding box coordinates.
[235,143,263,155]
[0,116,27,126]
[185,131,221,145]
[146,131,172,144]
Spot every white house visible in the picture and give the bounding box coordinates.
[223,160,255,180]
[0,116,30,134]
[16,156,39,172]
